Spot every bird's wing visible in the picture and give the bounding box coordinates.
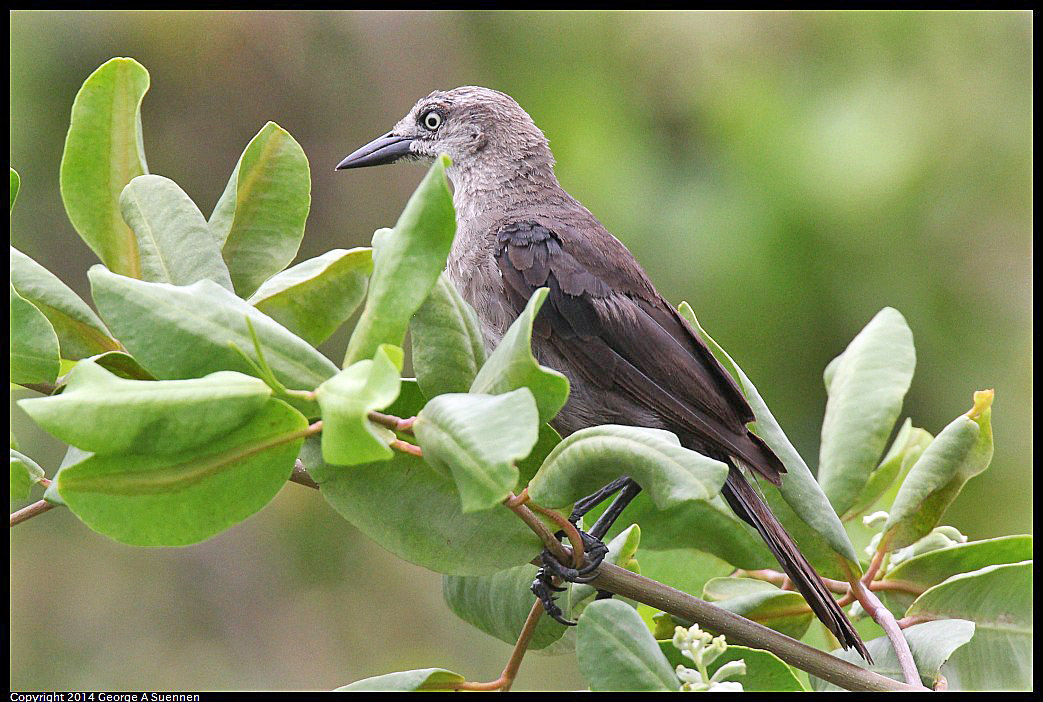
[495,219,785,483]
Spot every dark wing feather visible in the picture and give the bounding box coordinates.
[493,219,872,659]
[494,220,785,484]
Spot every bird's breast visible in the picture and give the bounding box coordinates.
[446,230,515,354]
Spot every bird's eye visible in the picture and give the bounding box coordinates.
[421,110,443,131]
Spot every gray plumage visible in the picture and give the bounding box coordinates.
[337,86,870,660]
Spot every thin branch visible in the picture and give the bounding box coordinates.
[389,439,423,457]
[504,493,571,564]
[863,540,889,583]
[10,499,58,527]
[870,579,925,595]
[446,599,545,692]
[897,614,933,630]
[527,500,585,569]
[367,411,415,434]
[851,580,921,687]
[738,568,925,597]
[586,562,927,692]
[499,599,545,692]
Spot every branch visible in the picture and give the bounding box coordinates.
[587,562,927,692]
[851,580,921,687]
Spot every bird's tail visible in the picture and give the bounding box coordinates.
[721,465,872,662]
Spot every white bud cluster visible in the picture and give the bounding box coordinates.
[672,623,746,692]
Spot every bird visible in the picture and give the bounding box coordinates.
[336,86,870,659]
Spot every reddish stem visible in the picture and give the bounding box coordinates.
[10,499,57,527]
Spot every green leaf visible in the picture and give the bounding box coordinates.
[906,561,1031,691]
[56,398,307,546]
[442,564,569,651]
[119,175,233,290]
[10,247,120,359]
[314,345,402,466]
[632,548,735,600]
[308,380,541,575]
[660,643,806,692]
[470,288,569,424]
[576,599,679,692]
[10,449,45,500]
[314,448,542,576]
[10,167,19,212]
[10,284,61,385]
[811,619,975,691]
[680,301,860,580]
[84,350,155,381]
[818,308,915,516]
[528,424,728,512]
[591,490,775,570]
[209,122,311,297]
[335,668,465,692]
[44,446,90,506]
[414,389,539,512]
[343,155,456,365]
[844,419,932,521]
[88,267,337,412]
[702,577,814,640]
[60,57,150,277]
[883,391,994,549]
[18,361,271,455]
[409,272,486,398]
[517,422,562,485]
[879,535,1032,615]
[247,247,372,346]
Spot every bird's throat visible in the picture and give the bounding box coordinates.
[447,159,560,223]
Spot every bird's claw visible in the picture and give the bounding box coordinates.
[529,528,611,626]
[540,529,610,583]
[531,568,576,626]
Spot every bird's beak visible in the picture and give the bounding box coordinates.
[335,132,414,170]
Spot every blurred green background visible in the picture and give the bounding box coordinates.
[10,10,1031,691]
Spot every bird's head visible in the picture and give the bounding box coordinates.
[336,86,555,181]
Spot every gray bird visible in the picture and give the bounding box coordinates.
[337,86,869,659]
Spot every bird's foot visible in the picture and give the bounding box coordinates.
[540,529,610,583]
[531,568,573,625]
[530,529,610,626]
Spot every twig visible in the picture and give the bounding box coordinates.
[389,439,423,457]
[527,500,585,569]
[851,579,922,687]
[897,615,932,629]
[444,599,545,691]
[863,540,889,583]
[870,579,925,595]
[498,599,545,692]
[504,493,571,564]
[367,411,415,434]
[10,499,58,527]
[738,568,925,597]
